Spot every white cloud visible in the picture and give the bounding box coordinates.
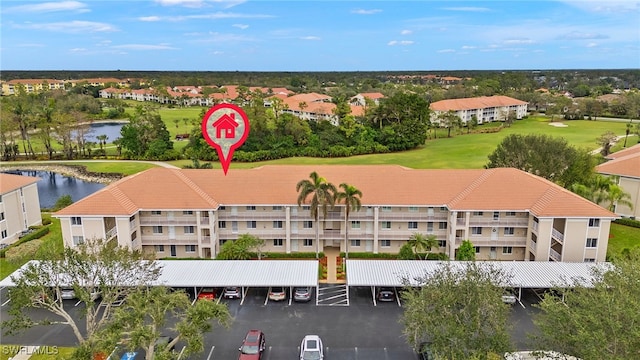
[189,32,256,43]
[437,49,455,53]
[558,31,609,40]
[3,1,89,13]
[503,38,535,45]
[17,43,45,48]
[352,9,382,15]
[388,40,414,46]
[69,48,87,53]
[139,16,161,22]
[400,30,412,35]
[233,24,249,30]
[441,7,490,12]
[461,45,476,49]
[300,36,321,41]
[112,44,178,50]
[155,0,246,8]
[14,21,117,33]
[586,42,599,47]
[561,1,640,14]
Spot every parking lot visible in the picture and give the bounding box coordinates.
[0,286,542,359]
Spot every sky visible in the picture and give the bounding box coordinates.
[1,0,639,71]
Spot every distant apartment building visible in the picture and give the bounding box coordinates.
[1,79,66,95]
[53,165,615,262]
[0,173,42,245]
[430,95,528,125]
[596,143,640,219]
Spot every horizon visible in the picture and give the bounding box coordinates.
[1,1,639,72]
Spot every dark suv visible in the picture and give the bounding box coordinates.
[376,287,396,302]
[238,329,266,359]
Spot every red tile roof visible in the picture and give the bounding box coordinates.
[597,144,640,179]
[54,166,615,218]
[430,95,528,111]
[0,173,39,194]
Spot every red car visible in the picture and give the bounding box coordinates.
[197,287,216,301]
[238,329,266,359]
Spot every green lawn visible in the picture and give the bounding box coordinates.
[608,223,640,259]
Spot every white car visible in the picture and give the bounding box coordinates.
[60,288,76,300]
[300,335,323,360]
[502,294,517,304]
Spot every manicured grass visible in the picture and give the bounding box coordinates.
[607,223,640,259]
[57,161,158,175]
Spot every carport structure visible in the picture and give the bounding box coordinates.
[0,260,319,305]
[346,260,608,306]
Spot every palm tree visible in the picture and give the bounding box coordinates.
[296,172,337,258]
[335,183,362,259]
[605,184,634,212]
[407,233,439,260]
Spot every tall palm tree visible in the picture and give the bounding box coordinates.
[296,172,337,258]
[605,184,634,212]
[407,233,439,260]
[335,183,362,259]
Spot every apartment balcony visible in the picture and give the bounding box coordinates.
[465,218,530,227]
[455,237,527,247]
[106,227,117,240]
[140,236,200,245]
[549,248,561,262]
[376,212,448,221]
[129,220,136,229]
[139,217,198,225]
[551,228,564,243]
[219,211,286,220]
[200,217,210,224]
[532,222,539,232]
[529,240,537,253]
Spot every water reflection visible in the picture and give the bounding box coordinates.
[2,170,105,209]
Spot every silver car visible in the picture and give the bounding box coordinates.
[294,287,312,302]
[60,288,76,300]
[223,287,241,299]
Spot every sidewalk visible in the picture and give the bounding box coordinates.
[323,247,341,284]
[9,346,39,360]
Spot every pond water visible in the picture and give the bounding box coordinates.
[3,170,105,209]
[82,122,125,143]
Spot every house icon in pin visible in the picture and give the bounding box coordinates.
[212,113,239,139]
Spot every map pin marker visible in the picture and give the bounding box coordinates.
[201,103,250,175]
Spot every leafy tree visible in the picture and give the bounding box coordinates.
[96,286,231,360]
[456,239,476,260]
[51,194,73,211]
[296,171,337,258]
[407,233,439,260]
[486,134,595,188]
[398,243,415,260]
[335,183,362,259]
[119,105,173,159]
[216,234,265,260]
[401,262,513,359]
[533,250,640,359]
[2,239,161,355]
[596,131,618,156]
[438,110,461,138]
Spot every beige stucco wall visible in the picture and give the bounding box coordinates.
[616,177,640,218]
[1,184,42,244]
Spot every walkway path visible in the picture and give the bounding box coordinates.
[324,247,340,284]
[8,346,39,360]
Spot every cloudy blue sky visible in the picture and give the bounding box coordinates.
[1,0,638,71]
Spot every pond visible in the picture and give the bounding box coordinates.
[81,122,126,143]
[2,170,105,209]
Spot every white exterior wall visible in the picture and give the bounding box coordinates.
[0,183,42,244]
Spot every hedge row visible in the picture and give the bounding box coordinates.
[341,252,450,260]
[0,226,50,258]
[614,218,640,229]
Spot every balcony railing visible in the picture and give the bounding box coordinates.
[139,217,198,225]
[551,228,564,243]
[455,238,527,247]
[466,218,530,227]
[549,248,561,262]
[106,227,117,240]
[529,240,537,253]
[219,211,287,220]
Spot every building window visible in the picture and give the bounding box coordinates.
[438,240,446,248]
[493,212,499,220]
[440,207,447,211]
[155,245,165,252]
[219,239,227,246]
[273,238,283,247]
[303,239,313,247]
[381,221,391,229]
[218,221,226,229]
[471,227,482,235]
[183,211,193,215]
[381,206,392,212]
[502,246,513,254]
[185,245,196,253]
[351,221,361,229]
[131,231,137,240]
[152,226,163,234]
[219,206,226,211]
[475,246,481,253]
[427,222,433,232]
[381,240,391,247]
[247,221,257,229]
[408,206,419,212]
[184,226,195,234]
[71,217,82,225]
[273,221,283,229]
[588,218,600,227]
[303,221,313,229]
[302,206,311,211]
[1,230,7,239]
[151,210,161,215]
[439,222,447,230]
[129,215,135,222]
[584,258,596,263]
[73,236,84,245]
[506,211,516,216]
[350,239,361,247]
[504,227,515,236]
[232,221,238,233]
[408,221,418,229]
[0,212,5,221]
[246,206,256,211]
[586,238,598,248]
[472,211,483,216]
[273,206,283,211]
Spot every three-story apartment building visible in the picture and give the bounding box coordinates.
[54,165,616,262]
[0,173,42,245]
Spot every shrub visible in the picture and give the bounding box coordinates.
[0,227,50,258]
[615,218,640,229]
[341,252,398,259]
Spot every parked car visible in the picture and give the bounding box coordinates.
[294,287,312,302]
[238,329,266,360]
[0,243,9,250]
[268,286,286,301]
[224,287,241,299]
[60,288,76,300]
[502,293,517,305]
[376,287,396,302]
[198,287,217,301]
[299,335,324,360]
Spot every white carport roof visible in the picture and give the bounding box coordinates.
[0,260,319,288]
[346,260,609,288]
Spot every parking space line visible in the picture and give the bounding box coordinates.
[263,294,269,306]
[1,298,10,306]
[74,300,82,307]
[206,345,215,360]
